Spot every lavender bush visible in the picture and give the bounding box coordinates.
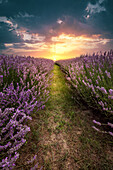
[0,55,54,169]
[56,50,113,134]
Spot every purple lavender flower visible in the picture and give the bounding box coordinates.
[93,120,101,126]
[97,75,101,80]
[108,132,113,136]
[108,95,113,99]
[98,101,104,108]
[42,105,45,109]
[109,89,113,95]
[0,75,3,78]
[99,87,107,94]
[96,80,99,84]
[105,70,111,78]
[92,126,100,132]
[108,122,113,128]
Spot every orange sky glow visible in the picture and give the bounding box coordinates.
[4,32,111,61]
[1,0,113,61]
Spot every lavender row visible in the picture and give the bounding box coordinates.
[0,55,54,169]
[56,50,113,133]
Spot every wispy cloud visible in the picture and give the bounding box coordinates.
[57,19,63,24]
[2,30,111,57]
[86,3,106,14]
[4,41,48,53]
[99,0,105,4]
[84,0,106,20]
[1,31,112,60]
[15,29,45,42]
[0,16,18,30]
[16,12,34,18]
[0,0,8,4]
[51,33,110,54]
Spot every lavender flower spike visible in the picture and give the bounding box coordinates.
[93,120,101,126]
[100,87,107,94]
[108,122,113,128]
[92,126,100,132]
[108,132,113,136]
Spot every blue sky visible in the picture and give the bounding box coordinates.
[0,0,113,60]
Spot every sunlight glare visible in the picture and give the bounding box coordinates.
[53,56,56,61]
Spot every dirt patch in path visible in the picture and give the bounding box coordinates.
[38,109,82,170]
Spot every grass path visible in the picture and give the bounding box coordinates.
[15,65,113,170]
[38,64,83,169]
[37,65,113,170]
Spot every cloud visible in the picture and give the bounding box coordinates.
[86,2,106,14]
[51,33,111,54]
[51,16,96,37]
[1,25,112,59]
[0,16,18,30]
[12,13,42,34]
[48,33,113,59]
[0,22,22,44]
[0,15,46,48]
[4,32,111,56]
[0,0,8,4]
[84,0,106,19]
[15,12,34,18]
[99,0,105,4]
[0,15,45,45]
[0,16,23,46]
[57,19,63,24]
[15,28,45,42]
[3,42,48,54]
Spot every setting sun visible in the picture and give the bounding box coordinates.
[53,56,56,61]
[52,55,64,61]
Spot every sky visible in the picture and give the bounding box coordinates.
[0,0,113,60]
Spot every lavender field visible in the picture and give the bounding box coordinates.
[56,50,113,120]
[0,55,54,169]
[0,52,113,169]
